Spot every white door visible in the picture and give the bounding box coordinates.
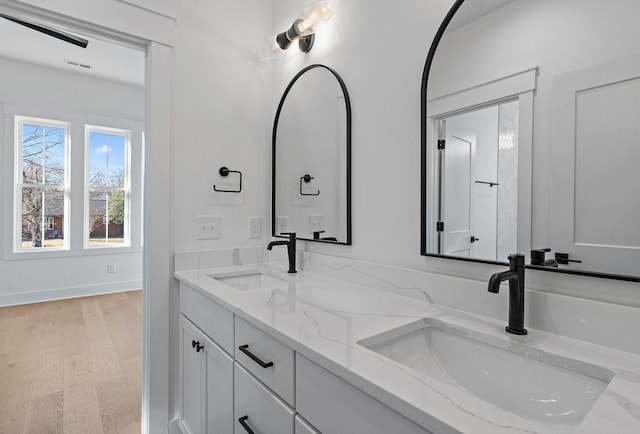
[206,335,234,433]
[442,120,476,257]
[551,55,640,275]
[180,316,206,434]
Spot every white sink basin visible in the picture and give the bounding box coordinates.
[209,268,293,291]
[358,318,613,430]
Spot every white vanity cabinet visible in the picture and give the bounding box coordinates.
[296,355,432,434]
[295,415,320,434]
[180,282,234,354]
[179,283,235,434]
[234,317,295,406]
[177,281,429,434]
[179,315,234,434]
[234,363,295,434]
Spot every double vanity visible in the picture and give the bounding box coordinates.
[174,251,640,434]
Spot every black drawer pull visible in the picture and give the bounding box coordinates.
[238,344,273,368]
[238,415,256,434]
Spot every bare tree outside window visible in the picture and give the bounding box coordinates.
[20,122,67,249]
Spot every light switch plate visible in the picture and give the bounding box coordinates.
[196,215,221,239]
[309,215,324,233]
[248,216,261,239]
[276,216,288,234]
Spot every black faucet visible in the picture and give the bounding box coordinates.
[267,232,297,274]
[488,253,527,335]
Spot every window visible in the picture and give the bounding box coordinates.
[16,117,69,251]
[86,127,130,247]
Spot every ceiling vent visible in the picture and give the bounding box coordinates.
[65,59,92,69]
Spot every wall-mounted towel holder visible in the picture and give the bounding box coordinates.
[214,167,242,193]
[300,174,320,196]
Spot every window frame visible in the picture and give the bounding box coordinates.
[84,125,132,249]
[13,115,71,253]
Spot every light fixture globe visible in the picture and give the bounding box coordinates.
[275,1,332,53]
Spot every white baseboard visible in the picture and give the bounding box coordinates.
[0,280,143,307]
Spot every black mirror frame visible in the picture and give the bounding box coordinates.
[272,64,352,245]
[420,0,640,282]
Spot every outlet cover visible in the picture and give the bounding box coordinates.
[248,216,262,239]
[309,215,324,233]
[196,215,221,239]
[107,263,116,273]
[276,216,288,235]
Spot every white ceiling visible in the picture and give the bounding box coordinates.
[0,14,145,86]
[446,0,518,33]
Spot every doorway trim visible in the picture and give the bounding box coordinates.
[424,68,536,261]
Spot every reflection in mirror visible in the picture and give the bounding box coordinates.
[422,0,640,280]
[433,100,519,261]
[272,64,351,244]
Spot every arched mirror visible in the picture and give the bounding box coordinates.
[421,0,640,280]
[272,64,351,244]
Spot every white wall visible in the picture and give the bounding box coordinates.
[168,0,274,422]
[171,0,273,253]
[271,0,452,263]
[269,0,640,306]
[0,55,145,306]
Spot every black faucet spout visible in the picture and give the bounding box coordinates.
[267,232,297,274]
[266,240,288,250]
[488,270,518,293]
[487,254,527,335]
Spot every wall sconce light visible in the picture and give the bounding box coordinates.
[275,1,332,53]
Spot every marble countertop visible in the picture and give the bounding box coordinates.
[175,262,640,434]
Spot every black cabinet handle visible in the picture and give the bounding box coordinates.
[192,340,204,352]
[238,345,273,368]
[238,416,256,434]
[475,180,499,187]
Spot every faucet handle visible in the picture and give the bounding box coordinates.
[507,253,525,268]
[530,248,551,265]
[280,232,296,237]
[555,252,582,265]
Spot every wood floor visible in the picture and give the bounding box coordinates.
[0,291,143,434]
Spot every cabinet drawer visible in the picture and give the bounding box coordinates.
[180,282,234,354]
[296,355,432,434]
[234,363,294,434]
[234,317,295,406]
